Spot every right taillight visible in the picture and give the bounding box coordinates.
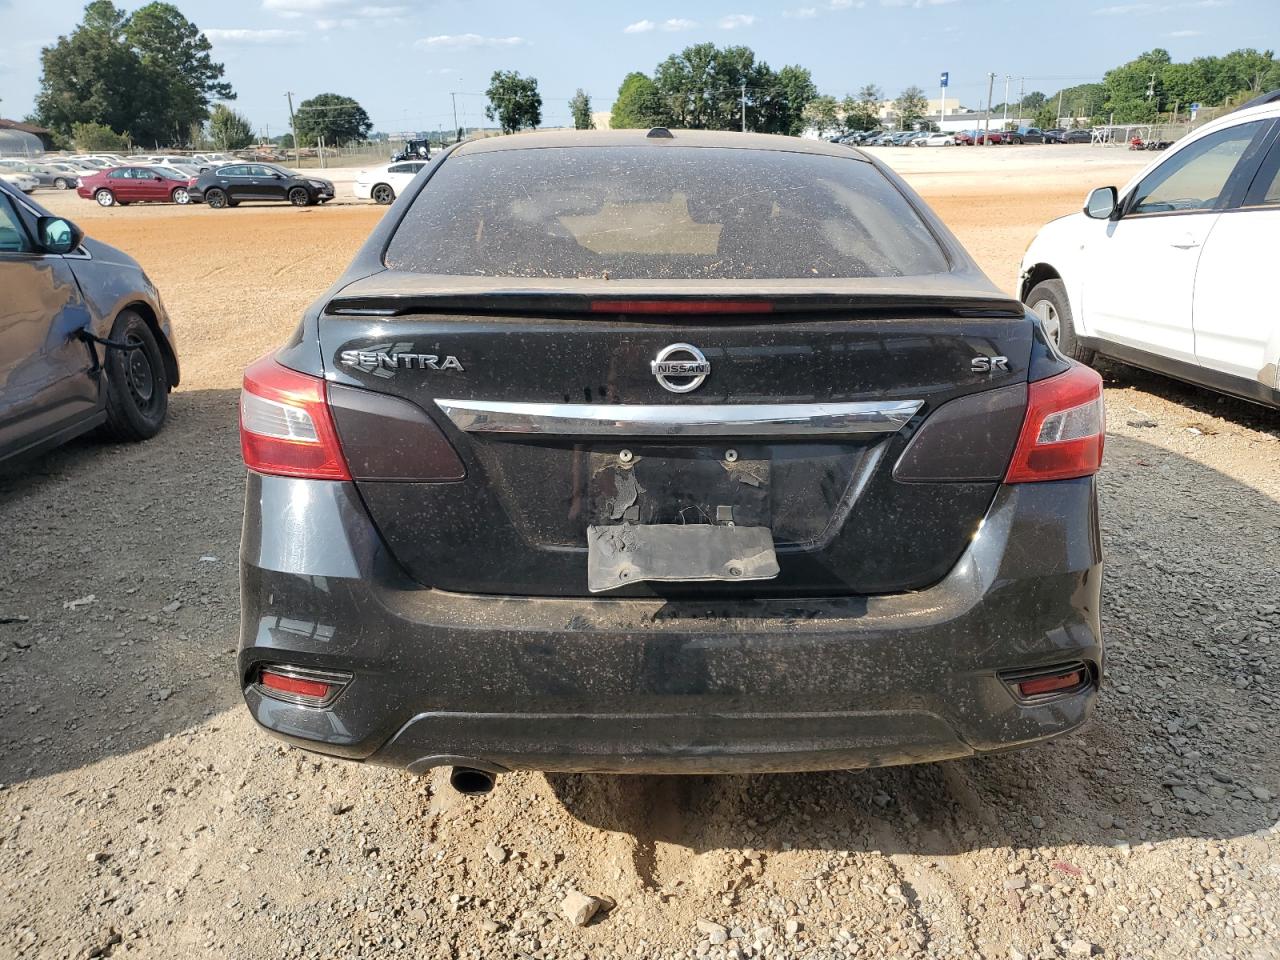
[1005,364,1105,483]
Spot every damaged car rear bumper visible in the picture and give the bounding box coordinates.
[238,473,1103,775]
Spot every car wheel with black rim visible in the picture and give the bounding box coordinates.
[95,189,115,207]
[288,186,312,206]
[1026,279,1094,364]
[100,310,170,442]
[171,187,190,205]
[371,183,394,205]
[205,188,228,209]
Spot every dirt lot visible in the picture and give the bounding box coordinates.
[1,151,1278,960]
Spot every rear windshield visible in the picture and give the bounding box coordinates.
[384,146,949,280]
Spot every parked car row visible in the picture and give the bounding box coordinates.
[58,161,335,209]
[0,158,90,189]
[831,127,1097,148]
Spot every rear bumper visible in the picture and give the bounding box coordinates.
[238,473,1103,774]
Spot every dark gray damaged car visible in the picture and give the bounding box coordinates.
[238,130,1104,793]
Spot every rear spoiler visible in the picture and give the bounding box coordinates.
[325,291,1026,319]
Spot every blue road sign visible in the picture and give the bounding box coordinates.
[941,72,949,88]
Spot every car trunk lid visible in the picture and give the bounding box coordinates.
[319,275,1033,598]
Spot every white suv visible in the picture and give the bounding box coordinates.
[1019,93,1280,408]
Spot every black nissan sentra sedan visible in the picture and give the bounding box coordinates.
[238,129,1104,794]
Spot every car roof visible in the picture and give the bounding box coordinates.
[453,128,870,162]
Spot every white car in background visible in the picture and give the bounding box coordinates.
[353,160,428,204]
[0,170,38,193]
[1020,92,1280,408]
[911,133,956,147]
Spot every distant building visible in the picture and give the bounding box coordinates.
[0,119,53,157]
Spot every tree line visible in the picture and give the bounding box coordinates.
[25,4,1280,150]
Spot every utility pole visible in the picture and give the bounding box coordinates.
[1002,75,1010,128]
[1056,89,1064,126]
[1146,72,1156,100]
[285,91,299,166]
[741,80,747,133]
[1017,77,1024,129]
[451,91,460,143]
[984,72,995,145]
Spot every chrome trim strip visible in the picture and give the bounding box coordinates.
[435,398,923,436]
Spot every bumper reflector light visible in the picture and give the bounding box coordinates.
[257,666,351,707]
[1010,666,1089,700]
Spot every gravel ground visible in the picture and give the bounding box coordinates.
[1,153,1277,960]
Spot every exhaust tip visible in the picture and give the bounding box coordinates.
[449,766,497,795]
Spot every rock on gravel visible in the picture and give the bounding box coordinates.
[561,890,603,926]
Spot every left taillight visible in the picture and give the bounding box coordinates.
[1005,363,1105,483]
[240,355,351,480]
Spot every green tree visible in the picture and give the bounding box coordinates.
[1044,82,1105,123]
[647,43,815,134]
[764,64,818,136]
[71,120,130,151]
[485,71,542,134]
[1034,104,1057,129]
[294,93,373,146]
[209,103,253,149]
[37,2,144,140]
[803,95,840,136]
[36,1,232,145]
[274,132,295,149]
[125,3,233,141]
[1021,90,1047,112]
[894,85,928,128]
[842,83,882,131]
[611,72,663,128]
[1102,49,1172,122]
[569,89,594,130]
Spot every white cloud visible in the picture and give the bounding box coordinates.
[1094,0,1224,11]
[1092,2,1157,12]
[718,13,757,28]
[263,0,349,12]
[828,0,861,8]
[880,0,957,6]
[203,27,304,43]
[783,6,818,16]
[1166,27,1202,35]
[661,17,699,30]
[315,17,357,29]
[356,4,408,15]
[624,19,655,32]
[416,33,530,48]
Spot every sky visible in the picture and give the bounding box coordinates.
[1,0,1276,136]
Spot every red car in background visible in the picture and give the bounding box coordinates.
[75,166,197,207]
[955,130,1005,145]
